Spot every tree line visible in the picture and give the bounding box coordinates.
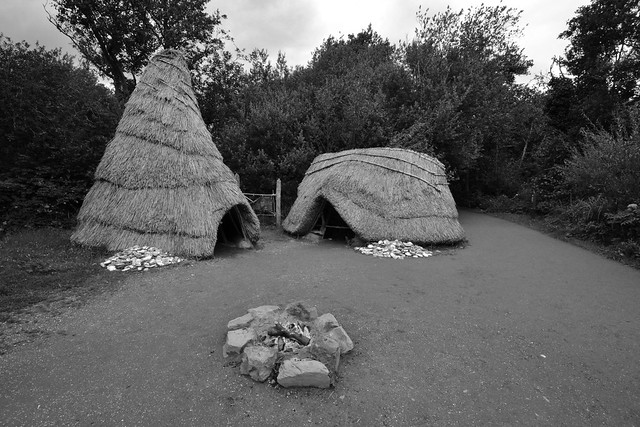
[1,0,638,254]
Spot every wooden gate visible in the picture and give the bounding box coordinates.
[237,176,282,226]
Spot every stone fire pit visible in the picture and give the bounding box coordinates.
[223,302,353,388]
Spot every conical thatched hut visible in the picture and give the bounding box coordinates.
[71,49,260,257]
[283,147,464,244]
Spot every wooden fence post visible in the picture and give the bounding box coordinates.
[276,178,282,227]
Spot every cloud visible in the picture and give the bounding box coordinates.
[214,0,325,66]
[0,0,76,54]
[215,0,443,67]
[1,0,590,79]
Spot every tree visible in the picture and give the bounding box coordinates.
[46,0,226,101]
[306,24,395,82]
[299,26,400,153]
[210,27,406,210]
[0,35,121,225]
[398,4,535,198]
[560,0,640,126]
[193,47,246,135]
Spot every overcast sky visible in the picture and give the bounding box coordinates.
[1,0,591,83]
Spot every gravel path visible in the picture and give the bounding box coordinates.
[1,211,639,426]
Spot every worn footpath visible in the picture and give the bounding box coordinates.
[1,211,640,426]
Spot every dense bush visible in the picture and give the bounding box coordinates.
[0,36,121,228]
[561,106,640,209]
[479,194,530,213]
[605,206,640,241]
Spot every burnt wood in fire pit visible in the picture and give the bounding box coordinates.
[267,323,311,346]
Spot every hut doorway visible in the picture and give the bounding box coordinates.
[217,205,253,249]
[310,200,356,241]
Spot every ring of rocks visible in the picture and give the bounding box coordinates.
[223,302,353,389]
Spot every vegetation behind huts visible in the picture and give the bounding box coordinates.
[1,0,638,258]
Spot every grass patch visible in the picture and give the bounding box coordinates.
[0,227,123,321]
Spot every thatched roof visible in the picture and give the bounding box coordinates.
[282,147,464,244]
[71,49,259,257]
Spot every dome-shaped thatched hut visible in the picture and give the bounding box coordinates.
[283,147,464,244]
[71,49,260,257]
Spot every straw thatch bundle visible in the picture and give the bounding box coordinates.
[283,147,464,244]
[72,49,259,257]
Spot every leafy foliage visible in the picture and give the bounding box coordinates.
[605,207,640,241]
[2,1,636,253]
[0,35,121,227]
[397,4,543,200]
[193,48,246,135]
[561,0,640,126]
[213,27,403,207]
[561,105,640,208]
[524,0,640,250]
[46,0,226,100]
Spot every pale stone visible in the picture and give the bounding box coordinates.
[285,301,318,321]
[311,335,340,354]
[240,345,278,382]
[303,233,323,243]
[315,313,339,332]
[223,328,257,358]
[227,313,254,330]
[236,238,253,249]
[327,326,354,354]
[248,305,281,320]
[309,336,341,373]
[277,359,330,389]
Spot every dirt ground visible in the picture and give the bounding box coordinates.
[1,210,640,426]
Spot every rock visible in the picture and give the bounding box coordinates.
[346,236,366,247]
[353,239,432,260]
[223,328,257,358]
[309,336,341,373]
[100,246,181,271]
[327,326,354,354]
[225,304,354,388]
[304,235,322,244]
[227,313,254,330]
[277,358,331,389]
[285,301,318,321]
[311,335,341,355]
[236,238,254,249]
[248,305,280,320]
[240,345,278,382]
[315,313,339,332]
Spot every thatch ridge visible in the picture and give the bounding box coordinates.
[283,147,464,244]
[308,147,446,176]
[72,49,260,257]
[309,159,443,192]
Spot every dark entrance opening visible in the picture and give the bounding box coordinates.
[217,205,252,249]
[310,200,356,241]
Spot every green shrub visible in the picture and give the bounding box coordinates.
[605,206,640,240]
[0,36,121,228]
[616,240,640,259]
[559,195,611,224]
[529,167,572,213]
[561,105,640,209]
